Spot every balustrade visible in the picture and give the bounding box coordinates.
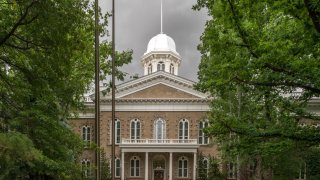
[121,138,197,144]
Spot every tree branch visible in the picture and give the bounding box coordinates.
[226,0,259,58]
[12,34,47,50]
[220,119,320,142]
[0,56,30,74]
[263,63,315,81]
[0,1,38,46]
[234,76,320,94]
[4,42,31,50]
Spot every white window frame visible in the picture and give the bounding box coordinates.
[154,118,166,141]
[179,119,189,141]
[82,125,91,147]
[130,156,140,177]
[115,119,121,144]
[130,119,141,141]
[157,61,165,71]
[170,63,174,74]
[81,159,92,178]
[202,158,209,177]
[295,162,307,180]
[115,158,121,177]
[178,156,188,177]
[227,162,237,179]
[199,121,209,145]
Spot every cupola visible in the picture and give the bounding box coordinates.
[141,33,181,76]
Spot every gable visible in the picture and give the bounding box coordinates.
[120,83,200,99]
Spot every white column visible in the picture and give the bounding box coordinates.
[153,61,157,73]
[145,152,149,180]
[193,152,197,180]
[144,64,148,75]
[121,151,124,180]
[174,63,179,75]
[165,61,170,73]
[169,152,173,180]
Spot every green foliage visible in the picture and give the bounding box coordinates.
[0,0,131,179]
[194,0,320,178]
[208,156,225,180]
[101,150,111,180]
[304,148,320,180]
[198,153,224,180]
[198,153,208,180]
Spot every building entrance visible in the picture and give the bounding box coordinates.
[152,155,166,180]
[154,170,164,180]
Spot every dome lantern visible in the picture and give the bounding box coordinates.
[141,34,181,76]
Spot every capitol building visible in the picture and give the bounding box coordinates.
[71,31,220,180]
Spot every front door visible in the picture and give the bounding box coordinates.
[154,170,164,180]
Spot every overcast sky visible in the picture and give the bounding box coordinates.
[100,0,208,81]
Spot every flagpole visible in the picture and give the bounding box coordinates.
[161,0,163,34]
[94,0,101,179]
[111,0,116,179]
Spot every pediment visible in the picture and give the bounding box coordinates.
[120,83,200,99]
[99,71,209,100]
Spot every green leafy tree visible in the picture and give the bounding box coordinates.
[198,153,224,180]
[0,0,131,179]
[193,0,320,178]
[101,150,111,180]
[198,153,208,180]
[207,156,225,180]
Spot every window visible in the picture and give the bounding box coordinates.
[199,158,209,178]
[179,119,189,142]
[82,125,91,146]
[130,156,140,177]
[170,63,174,74]
[154,118,166,141]
[131,119,141,141]
[157,61,165,71]
[115,158,121,177]
[82,159,92,178]
[178,157,188,177]
[227,162,237,179]
[115,119,121,144]
[295,163,306,180]
[148,64,152,74]
[199,121,209,144]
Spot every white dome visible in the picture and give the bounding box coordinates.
[144,34,178,55]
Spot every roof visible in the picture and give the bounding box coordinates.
[144,33,179,56]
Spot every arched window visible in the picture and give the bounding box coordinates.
[115,119,121,144]
[199,121,209,144]
[178,156,188,177]
[81,159,92,178]
[115,158,121,177]
[148,64,152,74]
[227,162,238,179]
[157,61,165,71]
[203,158,209,176]
[170,63,174,74]
[154,118,166,141]
[130,156,140,177]
[82,125,91,146]
[179,119,189,141]
[131,119,141,141]
[198,158,209,178]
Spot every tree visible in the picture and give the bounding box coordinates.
[198,153,225,180]
[0,0,131,179]
[100,150,111,180]
[198,153,208,180]
[193,0,320,178]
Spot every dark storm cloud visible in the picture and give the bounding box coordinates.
[100,0,208,81]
